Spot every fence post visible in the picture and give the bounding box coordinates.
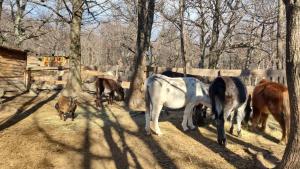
[25,68,31,91]
[57,66,64,89]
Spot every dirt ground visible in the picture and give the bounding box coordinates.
[0,91,285,169]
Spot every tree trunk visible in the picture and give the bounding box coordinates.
[197,1,206,68]
[277,0,285,70]
[180,0,186,75]
[62,0,83,97]
[208,0,220,68]
[126,0,155,110]
[276,1,300,168]
[0,0,4,44]
[0,0,3,21]
[14,0,27,46]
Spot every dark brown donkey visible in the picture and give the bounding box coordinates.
[251,79,290,144]
[95,78,124,108]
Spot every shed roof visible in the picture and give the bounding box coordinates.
[0,46,28,60]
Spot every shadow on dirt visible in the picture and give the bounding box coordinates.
[167,116,280,169]
[0,91,59,131]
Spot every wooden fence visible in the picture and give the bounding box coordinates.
[26,66,287,92]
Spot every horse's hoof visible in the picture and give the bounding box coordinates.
[190,125,196,130]
[190,126,197,131]
[145,128,151,135]
[223,139,227,147]
[154,130,162,136]
[156,132,162,136]
[259,126,266,132]
[218,138,227,147]
[229,128,234,135]
[237,130,242,137]
[182,125,189,132]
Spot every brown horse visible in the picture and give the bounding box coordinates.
[95,78,124,108]
[251,80,290,144]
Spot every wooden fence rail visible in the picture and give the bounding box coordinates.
[26,66,287,91]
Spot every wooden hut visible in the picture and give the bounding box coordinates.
[0,46,28,92]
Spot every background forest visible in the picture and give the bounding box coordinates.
[0,0,285,70]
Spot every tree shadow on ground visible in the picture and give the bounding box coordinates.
[167,116,280,169]
[80,100,178,169]
[33,98,113,169]
[247,127,281,144]
[1,91,28,104]
[0,91,59,131]
[113,102,179,169]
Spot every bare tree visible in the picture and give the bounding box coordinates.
[276,0,285,70]
[179,0,186,75]
[0,0,3,21]
[0,0,4,44]
[276,0,300,168]
[126,0,155,110]
[63,0,84,95]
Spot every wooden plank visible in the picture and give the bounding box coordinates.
[147,66,285,78]
[83,70,117,80]
[121,81,130,89]
[27,66,68,71]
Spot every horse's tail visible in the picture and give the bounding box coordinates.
[209,77,225,118]
[282,90,290,139]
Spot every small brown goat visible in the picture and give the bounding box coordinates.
[55,95,77,121]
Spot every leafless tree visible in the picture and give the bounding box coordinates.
[276,0,300,168]
[126,0,155,110]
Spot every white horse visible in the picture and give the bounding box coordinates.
[145,74,211,135]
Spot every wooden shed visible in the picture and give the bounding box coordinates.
[0,46,28,92]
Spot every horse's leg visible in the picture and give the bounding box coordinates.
[277,114,287,144]
[145,111,151,135]
[251,106,261,131]
[260,113,269,132]
[273,111,287,144]
[223,105,234,135]
[182,108,189,131]
[182,102,194,131]
[236,104,247,137]
[152,104,163,135]
[214,97,226,146]
[229,111,236,135]
[269,104,287,144]
[109,92,114,104]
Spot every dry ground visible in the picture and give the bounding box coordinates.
[0,91,285,169]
